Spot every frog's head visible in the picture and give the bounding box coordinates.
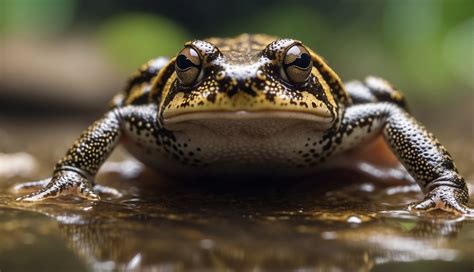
[158,34,347,135]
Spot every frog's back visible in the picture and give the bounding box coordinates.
[205,34,277,62]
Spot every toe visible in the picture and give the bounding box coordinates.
[409,198,436,212]
[78,182,100,201]
[16,186,61,202]
[442,200,474,215]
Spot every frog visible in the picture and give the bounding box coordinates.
[15,34,472,215]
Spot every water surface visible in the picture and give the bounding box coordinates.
[0,120,473,271]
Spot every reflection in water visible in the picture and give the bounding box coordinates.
[1,166,473,271]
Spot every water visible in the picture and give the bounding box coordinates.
[0,120,473,271]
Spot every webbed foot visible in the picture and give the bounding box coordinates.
[14,171,122,202]
[409,185,473,216]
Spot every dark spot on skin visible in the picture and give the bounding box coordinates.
[207,93,216,103]
[322,141,332,151]
[265,91,276,102]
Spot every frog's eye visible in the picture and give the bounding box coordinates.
[175,47,202,86]
[282,44,312,85]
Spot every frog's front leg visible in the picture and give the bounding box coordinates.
[13,177,123,198]
[330,102,472,215]
[16,109,126,202]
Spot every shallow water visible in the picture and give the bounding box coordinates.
[0,120,473,271]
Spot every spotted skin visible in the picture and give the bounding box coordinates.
[16,34,471,215]
[16,171,99,201]
[337,103,469,213]
[16,110,122,201]
[158,35,338,127]
[55,110,122,176]
[345,76,408,110]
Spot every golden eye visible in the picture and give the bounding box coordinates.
[282,44,312,84]
[175,47,202,86]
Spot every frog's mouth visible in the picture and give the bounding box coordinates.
[163,109,334,132]
[164,109,331,123]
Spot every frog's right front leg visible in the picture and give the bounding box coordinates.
[16,108,128,202]
[16,109,123,201]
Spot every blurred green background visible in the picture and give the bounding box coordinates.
[0,0,472,122]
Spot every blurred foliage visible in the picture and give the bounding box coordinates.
[0,0,75,35]
[98,14,188,70]
[1,0,472,103]
[383,0,474,95]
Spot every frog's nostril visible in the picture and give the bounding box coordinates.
[256,70,266,81]
[216,71,226,81]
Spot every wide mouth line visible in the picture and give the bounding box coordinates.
[163,110,333,124]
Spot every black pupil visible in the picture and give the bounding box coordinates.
[176,54,197,70]
[290,53,311,69]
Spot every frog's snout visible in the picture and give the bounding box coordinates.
[212,61,267,96]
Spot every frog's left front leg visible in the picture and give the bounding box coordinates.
[330,102,472,215]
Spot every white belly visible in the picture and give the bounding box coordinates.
[122,119,328,178]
